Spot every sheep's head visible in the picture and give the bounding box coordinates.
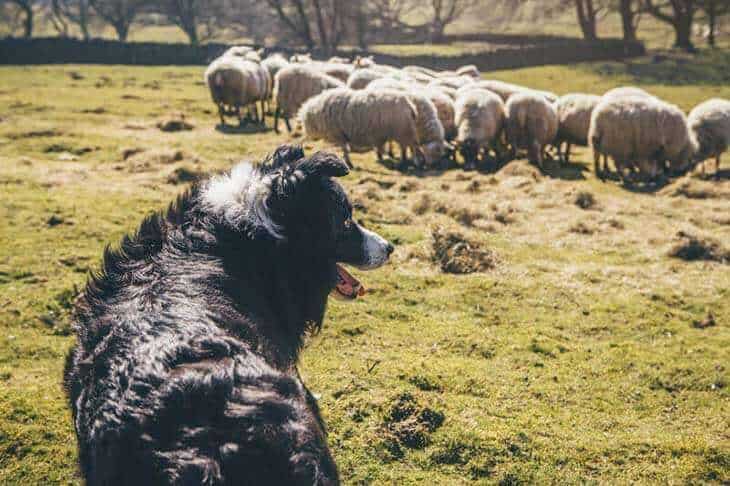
[421,141,449,167]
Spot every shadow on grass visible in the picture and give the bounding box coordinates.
[540,159,587,181]
[215,123,270,135]
[584,49,730,86]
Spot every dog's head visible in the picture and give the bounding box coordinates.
[201,145,393,300]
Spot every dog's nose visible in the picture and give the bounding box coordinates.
[386,242,395,256]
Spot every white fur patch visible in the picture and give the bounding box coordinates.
[358,226,390,270]
[200,162,284,239]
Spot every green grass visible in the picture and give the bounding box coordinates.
[1,54,729,484]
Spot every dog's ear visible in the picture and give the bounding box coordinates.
[268,151,348,197]
[269,144,305,170]
[296,151,350,179]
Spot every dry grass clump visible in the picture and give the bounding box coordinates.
[449,207,483,227]
[125,149,185,172]
[380,392,444,457]
[157,112,194,132]
[574,191,597,209]
[662,176,730,200]
[498,160,542,180]
[569,221,596,235]
[432,227,498,274]
[668,231,730,263]
[167,165,205,185]
[412,194,448,216]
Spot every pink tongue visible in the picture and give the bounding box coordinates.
[334,264,365,300]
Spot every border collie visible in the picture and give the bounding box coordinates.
[64,145,393,485]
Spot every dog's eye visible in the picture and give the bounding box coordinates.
[343,218,353,230]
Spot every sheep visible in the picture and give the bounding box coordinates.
[366,79,456,141]
[204,55,269,126]
[688,98,730,175]
[460,80,526,102]
[290,53,312,64]
[223,45,254,58]
[403,65,439,78]
[347,68,385,90]
[273,65,344,133]
[456,65,480,79]
[428,76,474,91]
[504,92,559,169]
[299,87,423,168]
[602,86,655,102]
[454,88,505,170]
[327,56,350,64]
[353,55,376,69]
[457,80,557,103]
[401,91,449,168]
[589,96,695,182]
[314,62,354,83]
[554,93,602,163]
[261,53,290,81]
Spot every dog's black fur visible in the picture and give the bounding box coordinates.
[64,145,391,485]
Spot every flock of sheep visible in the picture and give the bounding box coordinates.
[204,45,729,182]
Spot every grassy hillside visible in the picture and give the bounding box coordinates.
[0,54,729,484]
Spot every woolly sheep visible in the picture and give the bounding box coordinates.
[261,53,290,81]
[314,62,354,83]
[403,65,439,78]
[290,53,312,64]
[688,98,730,175]
[273,65,344,133]
[602,86,654,102]
[456,65,480,79]
[429,76,474,91]
[223,45,254,58]
[299,88,423,167]
[589,96,695,182]
[327,56,350,64]
[458,80,556,103]
[204,56,269,126]
[554,93,602,163]
[366,79,456,141]
[454,88,505,170]
[505,92,559,169]
[347,68,385,90]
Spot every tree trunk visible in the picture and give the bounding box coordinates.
[706,0,716,47]
[575,0,598,40]
[20,1,33,38]
[80,0,90,41]
[115,22,129,41]
[619,0,637,41]
[674,12,694,50]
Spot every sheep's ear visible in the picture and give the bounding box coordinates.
[269,144,305,170]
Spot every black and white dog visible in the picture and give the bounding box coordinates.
[64,145,393,485]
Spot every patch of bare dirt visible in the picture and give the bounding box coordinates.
[432,227,498,274]
[380,392,445,457]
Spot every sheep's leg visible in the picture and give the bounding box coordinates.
[236,106,244,126]
[388,141,395,158]
[564,143,571,165]
[376,145,384,162]
[716,155,721,177]
[259,100,266,125]
[285,117,293,133]
[342,144,353,169]
[594,150,604,180]
[218,104,226,126]
[274,107,280,133]
[413,146,426,169]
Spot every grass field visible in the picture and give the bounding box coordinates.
[1,51,729,484]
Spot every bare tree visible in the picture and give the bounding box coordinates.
[160,0,222,44]
[51,0,94,40]
[697,0,729,46]
[90,0,148,41]
[264,0,316,49]
[429,0,478,41]
[1,0,35,37]
[616,0,642,41]
[570,0,609,40]
[644,0,698,50]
